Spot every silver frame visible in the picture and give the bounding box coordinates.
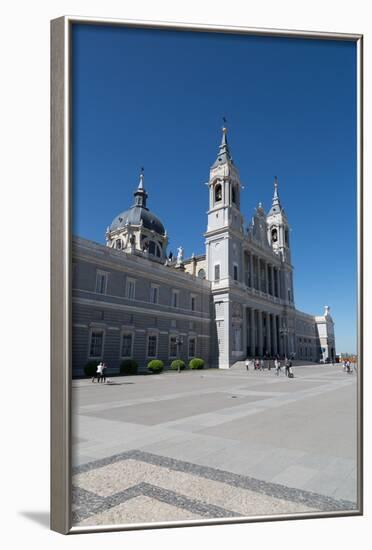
[51,15,363,534]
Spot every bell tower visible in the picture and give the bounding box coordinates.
[266,176,294,305]
[205,123,245,368]
[266,177,291,263]
[207,124,244,235]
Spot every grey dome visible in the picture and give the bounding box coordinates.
[110,205,165,235]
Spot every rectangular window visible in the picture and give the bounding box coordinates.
[126,278,136,300]
[89,330,104,358]
[150,285,159,304]
[169,336,178,358]
[188,337,196,358]
[121,333,133,357]
[233,265,238,281]
[214,264,220,282]
[172,290,179,308]
[190,295,196,311]
[147,335,157,358]
[95,271,107,294]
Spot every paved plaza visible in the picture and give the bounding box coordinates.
[71,364,358,527]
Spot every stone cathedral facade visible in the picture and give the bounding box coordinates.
[71,127,335,376]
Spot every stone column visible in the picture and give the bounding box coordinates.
[266,313,272,356]
[250,308,255,356]
[242,306,248,357]
[277,315,283,356]
[272,314,278,356]
[257,310,263,357]
[249,253,253,288]
[275,268,279,297]
[270,265,274,296]
[278,269,283,299]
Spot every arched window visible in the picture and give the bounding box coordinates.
[215,183,222,202]
[231,185,237,204]
[197,268,206,279]
[271,227,278,243]
[285,229,289,245]
[116,239,122,250]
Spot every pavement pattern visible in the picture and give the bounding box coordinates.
[72,364,358,527]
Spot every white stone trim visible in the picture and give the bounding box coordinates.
[74,288,209,319]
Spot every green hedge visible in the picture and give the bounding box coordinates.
[189,358,205,370]
[120,359,138,375]
[170,359,186,371]
[147,359,164,373]
[84,360,100,377]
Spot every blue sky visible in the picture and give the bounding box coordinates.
[72,24,357,353]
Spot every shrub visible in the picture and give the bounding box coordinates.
[189,358,205,370]
[120,359,138,376]
[84,360,100,377]
[170,359,186,371]
[147,359,164,373]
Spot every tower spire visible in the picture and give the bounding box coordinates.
[138,166,145,190]
[268,176,282,214]
[273,175,280,204]
[133,167,148,208]
[212,118,233,167]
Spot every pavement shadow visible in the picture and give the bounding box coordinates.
[19,511,50,528]
[107,382,135,386]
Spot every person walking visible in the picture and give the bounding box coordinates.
[285,357,290,377]
[96,362,103,383]
[275,358,281,376]
[260,358,264,371]
[255,358,260,370]
[100,362,107,383]
[245,358,250,371]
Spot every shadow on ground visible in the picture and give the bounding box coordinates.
[19,511,50,528]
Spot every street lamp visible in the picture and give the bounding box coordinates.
[175,335,184,372]
[279,325,289,359]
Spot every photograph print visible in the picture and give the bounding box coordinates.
[67,20,360,530]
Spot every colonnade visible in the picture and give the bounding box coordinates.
[244,307,286,358]
[244,252,281,298]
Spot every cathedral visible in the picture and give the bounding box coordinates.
[71,126,335,376]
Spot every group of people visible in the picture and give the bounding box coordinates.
[343,359,355,374]
[245,356,294,378]
[92,361,108,383]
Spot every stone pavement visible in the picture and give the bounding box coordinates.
[72,364,358,527]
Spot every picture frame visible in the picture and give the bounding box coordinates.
[51,15,363,534]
